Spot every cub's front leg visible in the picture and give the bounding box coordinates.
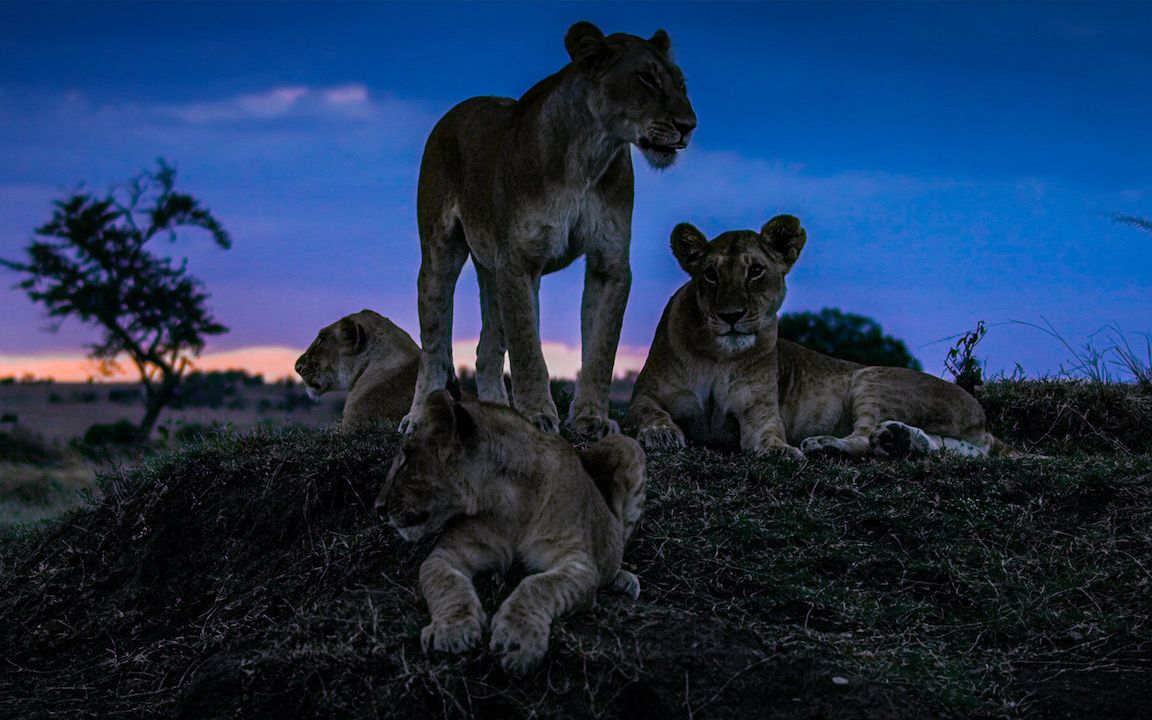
[418,542,490,655]
[489,558,599,675]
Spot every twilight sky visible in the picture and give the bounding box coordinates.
[0,1,1149,380]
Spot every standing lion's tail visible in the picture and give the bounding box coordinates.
[579,434,647,545]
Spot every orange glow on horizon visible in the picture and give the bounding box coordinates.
[0,341,650,383]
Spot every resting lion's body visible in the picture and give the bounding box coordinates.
[627,216,1015,459]
[294,310,419,429]
[403,22,695,437]
[376,390,646,674]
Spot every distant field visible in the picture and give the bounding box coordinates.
[0,382,345,443]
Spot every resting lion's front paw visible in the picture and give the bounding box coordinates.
[567,412,620,439]
[420,612,487,655]
[753,442,805,461]
[608,570,641,600]
[637,423,686,451]
[489,613,549,675]
[800,435,848,458]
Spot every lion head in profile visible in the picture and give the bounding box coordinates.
[564,21,697,169]
[376,390,475,542]
[670,215,807,355]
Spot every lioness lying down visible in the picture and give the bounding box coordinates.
[375,390,646,674]
[627,216,1016,459]
[295,310,419,428]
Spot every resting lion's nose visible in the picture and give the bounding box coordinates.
[717,310,745,326]
[294,360,306,376]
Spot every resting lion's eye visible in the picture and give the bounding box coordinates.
[703,267,719,284]
[748,264,766,280]
[637,71,660,90]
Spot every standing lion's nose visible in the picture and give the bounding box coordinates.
[674,116,697,139]
[717,310,745,326]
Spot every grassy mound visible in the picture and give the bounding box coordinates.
[1,383,1150,718]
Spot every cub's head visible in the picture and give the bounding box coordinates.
[374,390,476,542]
[295,309,403,398]
[671,215,807,355]
[565,21,696,169]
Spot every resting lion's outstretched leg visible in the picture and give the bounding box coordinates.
[869,420,990,458]
[475,265,510,405]
[418,547,488,656]
[403,218,469,433]
[489,557,599,675]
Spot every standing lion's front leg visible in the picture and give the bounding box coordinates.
[568,249,631,438]
[496,269,559,432]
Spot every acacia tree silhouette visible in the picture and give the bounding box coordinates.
[1,161,232,437]
[778,307,921,370]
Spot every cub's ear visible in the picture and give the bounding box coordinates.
[336,317,367,354]
[422,389,477,446]
[670,223,710,276]
[761,214,807,270]
[649,29,671,55]
[566,21,610,74]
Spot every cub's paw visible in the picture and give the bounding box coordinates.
[637,423,687,452]
[420,612,487,655]
[870,421,933,457]
[800,435,849,458]
[489,613,549,676]
[567,412,620,439]
[608,570,641,600]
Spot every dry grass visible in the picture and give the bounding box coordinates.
[0,382,1150,718]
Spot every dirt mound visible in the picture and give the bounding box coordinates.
[1,422,1149,718]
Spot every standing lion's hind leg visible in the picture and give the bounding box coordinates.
[402,218,469,434]
[475,265,510,405]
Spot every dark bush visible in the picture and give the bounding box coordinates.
[779,307,921,369]
[108,388,142,404]
[81,420,146,447]
[0,428,63,466]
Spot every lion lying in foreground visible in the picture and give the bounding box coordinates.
[294,310,419,428]
[376,390,646,674]
[627,216,1016,459]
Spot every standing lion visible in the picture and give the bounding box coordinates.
[401,21,696,438]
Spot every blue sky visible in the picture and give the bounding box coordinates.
[1,1,1149,378]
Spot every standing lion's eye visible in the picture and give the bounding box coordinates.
[703,267,719,284]
[636,71,660,90]
[748,264,766,280]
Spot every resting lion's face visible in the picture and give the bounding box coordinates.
[295,323,353,399]
[566,23,696,169]
[670,216,807,356]
[377,403,470,542]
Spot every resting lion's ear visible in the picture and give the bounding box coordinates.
[336,317,367,354]
[670,223,710,276]
[761,214,807,270]
[649,29,671,54]
[422,389,477,446]
[566,21,610,74]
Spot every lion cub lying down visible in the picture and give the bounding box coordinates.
[375,390,646,674]
[294,309,419,429]
[627,215,1016,459]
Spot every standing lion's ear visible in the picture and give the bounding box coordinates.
[566,21,610,74]
[649,29,671,54]
[760,214,807,271]
[336,317,367,354]
[670,223,710,276]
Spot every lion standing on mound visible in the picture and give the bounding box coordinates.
[402,21,696,438]
[627,216,1017,459]
[376,390,646,674]
[295,310,419,428]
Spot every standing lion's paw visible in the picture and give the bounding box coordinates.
[637,423,687,451]
[398,412,418,436]
[567,412,620,439]
[869,420,933,457]
[489,613,549,675]
[420,612,487,655]
[608,570,641,600]
[800,435,849,458]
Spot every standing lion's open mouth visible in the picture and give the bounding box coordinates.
[638,137,686,154]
